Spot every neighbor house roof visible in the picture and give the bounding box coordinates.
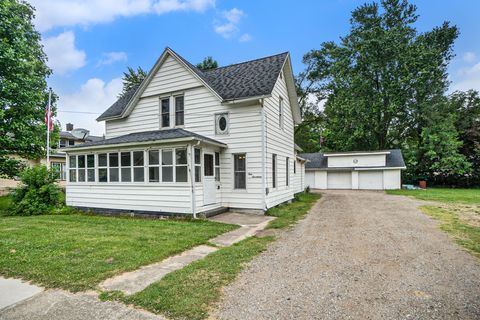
[97,48,294,121]
[300,149,405,170]
[59,131,104,142]
[63,128,226,151]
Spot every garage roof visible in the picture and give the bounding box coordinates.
[300,149,405,169]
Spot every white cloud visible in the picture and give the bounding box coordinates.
[97,52,128,66]
[452,62,480,92]
[42,31,86,75]
[463,52,476,63]
[57,78,123,135]
[29,0,215,31]
[239,33,252,42]
[214,8,244,38]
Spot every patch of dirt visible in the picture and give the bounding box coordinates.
[439,203,480,227]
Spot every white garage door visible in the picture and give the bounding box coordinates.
[327,172,352,189]
[305,171,315,188]
[358,171,384,190]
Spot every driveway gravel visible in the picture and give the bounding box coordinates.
[215,190,480,320]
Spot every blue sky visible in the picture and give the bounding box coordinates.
[28,0,480,135]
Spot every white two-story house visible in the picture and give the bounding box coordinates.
[63,47,306,217]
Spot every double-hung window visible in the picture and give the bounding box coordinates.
[69,156,77,182]
[148,150,160,182]
[175,148,188,182]
[286,157,289,186]
[109,153,119,182]
[78,155,86,182]
[234,154,246,189]
[121,152,131,182]
[214,152,220,181]
[87,154,95,182]
[272,154,277,188]
[98,153,108,182]
[133,151,144,182]
[194,148,201,182]
[161,98,170,128]
[175,96,184,126]
[162,150,173,182]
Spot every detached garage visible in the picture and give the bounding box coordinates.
[300,149,405,190]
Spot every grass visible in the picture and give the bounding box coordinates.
[119,236,273,320]
[266,192,321,229]
[386,188,480,205]
[0,214,237,291]
[0,195,12,216]
[420,206,480,258]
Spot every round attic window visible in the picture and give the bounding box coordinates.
[353,158,358,164]
[215,113,229,135]
[219,116,227,131]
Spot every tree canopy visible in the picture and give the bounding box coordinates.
[0,0,55,177]
[196,56,218,71]
[120,66,147,97]
[297,0,472,185]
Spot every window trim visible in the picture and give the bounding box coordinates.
[233,153,246,190]
[214,152,220,182]
[194,148,202,183]
[215,112,229,135]
[160,97,170,128]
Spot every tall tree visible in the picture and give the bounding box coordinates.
[301,0,468,183]
[120,66,147,96]
[0,0,54,177]
[196,56,218,71]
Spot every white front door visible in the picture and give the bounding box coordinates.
[203,153,216,205]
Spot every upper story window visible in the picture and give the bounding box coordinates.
[161,98,170,128]
[279,97,284,129]
[215,113,229,135]
[175,95,184,126]
[59,139,75,148]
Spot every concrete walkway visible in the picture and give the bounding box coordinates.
[0,278,42,311]
[99,212,273,294]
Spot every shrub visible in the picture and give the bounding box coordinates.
[10,165,64,216]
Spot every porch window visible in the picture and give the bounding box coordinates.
[78,155,86,182]
[161,98,170,128]
[109,153,119,182]
[69,156,76,182]
[87,154,95,182]
[272,154,277,188]
[162,150,173,182]
[215,152,220,181]
[234,154,246,189]
[121,152,131,182]
[194,148,201,182]
[286,157,289,186]
[148,150,160,182]
[175,95,184,126]
[175,148,188,182]
[98,153,107,182]
[133,151,144,182]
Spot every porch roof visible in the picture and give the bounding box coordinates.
[62,128,227,151]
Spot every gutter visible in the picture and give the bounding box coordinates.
[222,94,272,105]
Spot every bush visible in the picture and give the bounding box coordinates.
[10,165,64,216]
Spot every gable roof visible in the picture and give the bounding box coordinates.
[97,48,299,122]
[300,149,406,170]
[62,128,226,151]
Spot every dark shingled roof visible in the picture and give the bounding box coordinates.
[65,128,226,149]
[300,149,405,169]
[59,131,104,142]
[97,50,288,121]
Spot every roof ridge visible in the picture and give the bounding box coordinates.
[202,51,289,73]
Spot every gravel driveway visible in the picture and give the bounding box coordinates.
[215,190,480,320]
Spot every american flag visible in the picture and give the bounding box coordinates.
[45,104,53,131]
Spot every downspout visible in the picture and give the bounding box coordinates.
[189,143,198,219]
[260,98,267,211]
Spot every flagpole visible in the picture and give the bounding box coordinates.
[46,88,52,167]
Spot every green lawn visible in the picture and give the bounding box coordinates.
[0,214,237,291]
[0,195,12,216]
[266,192,321,229]
[386,188,480,205]
[116,236,273,320]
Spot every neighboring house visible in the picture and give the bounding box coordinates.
[0,124,103,195]
[63,47,306,216]
[300,149,406,190]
